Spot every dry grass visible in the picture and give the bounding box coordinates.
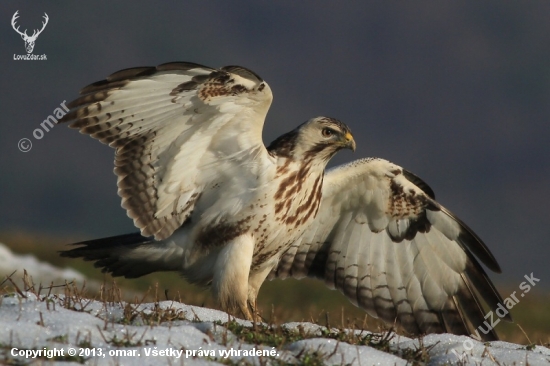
[1,230,549,348]
[0,272,434,365]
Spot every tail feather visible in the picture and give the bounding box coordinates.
[60,232,182,278]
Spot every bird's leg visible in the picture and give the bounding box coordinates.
[246,264,275,322]
[212,234,254,321]
[246,298,258,322]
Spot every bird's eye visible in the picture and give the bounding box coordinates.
[322,128,334,137]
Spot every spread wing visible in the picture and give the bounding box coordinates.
[270,158,510,340]
[60,62,273,240]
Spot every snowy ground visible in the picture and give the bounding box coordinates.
[0,293,549,365]
[0,244,549,365]
[0,243,86,291]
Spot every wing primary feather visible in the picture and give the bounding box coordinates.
[456,274,500,341]
[79,81,128,95]
[439,296,468,336]
[463,254,513,322]
[157,61,213,71]
[402,169,435,199]
[220,65,263,82]
[438,206,502,273]
[449,295,470,335]
[107,67,157,82]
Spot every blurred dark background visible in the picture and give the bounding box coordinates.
[1,0,549,297]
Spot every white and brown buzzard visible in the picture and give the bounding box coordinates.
[60,62,510,340]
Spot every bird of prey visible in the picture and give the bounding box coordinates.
[60,62,509,340]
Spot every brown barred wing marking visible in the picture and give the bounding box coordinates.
[60,62,273,240]
[271,158,508,341]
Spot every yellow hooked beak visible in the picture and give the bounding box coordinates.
[343,132,356,152]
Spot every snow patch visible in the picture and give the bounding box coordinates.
[0,242,84,289]
[0,294,548,365]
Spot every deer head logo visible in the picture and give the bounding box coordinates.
[11,11,49,54]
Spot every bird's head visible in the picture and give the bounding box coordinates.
[296,116,355,159]
[268,116,355,163]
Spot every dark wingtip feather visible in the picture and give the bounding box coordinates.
[403,169,500,273]
[106,66,156,82]
[456,277,500,341]
[438,206,502,273]
[59,232,156,278]
[60,232,148,252]
[157,61,212,71]
[59,232,149,261]
[221,65,263,82]
[458,228,502,273]
[402,169,435,199]
[464,257,513,322]
[76,62,215,96]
